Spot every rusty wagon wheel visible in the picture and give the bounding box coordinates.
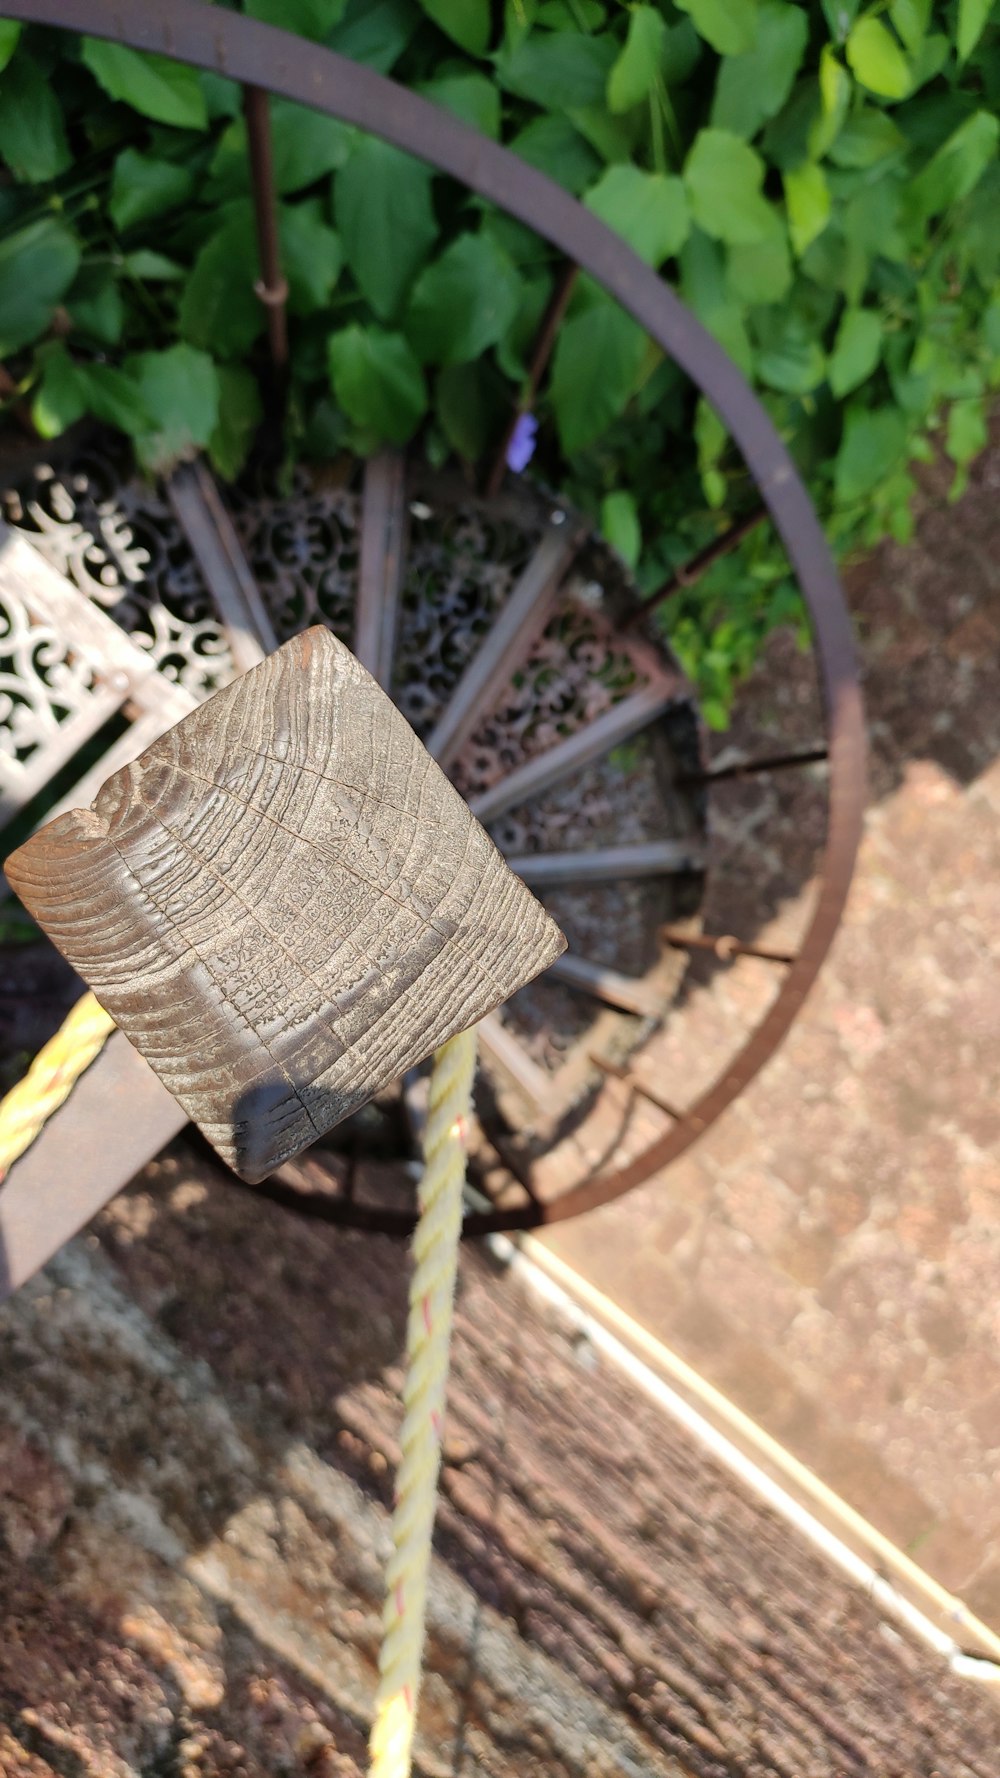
[2,0,866,1240]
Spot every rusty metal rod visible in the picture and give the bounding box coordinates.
[484,260,580,498]
[243,83,288,369]
[680,745,828,787]
[659,927,796,966]
[628,505,768,626]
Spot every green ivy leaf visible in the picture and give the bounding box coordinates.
[417,0,490,56]
[681,228,754,372]
[550,294,646,453]
[695,396,728,505]
[199,72,241,119]
[0,52,71,183]
[436,360,506,460]
[828,306,882,396]
[946,394,987,469]
[834,404,908,503]
[328,324,428,445]
[327,0,421,72]
[210,99,353,199]
[31,345,86,439]
[726,222,792,303]
[889,0,929,55]
[406,232,521,366]
[123,249,185,281]
[496,270,553,381]
[245,0,348,37]
[754,309,826,393]
[808,46,852,159]
[78,362,153,437]
[607,6,667,115]
[497,31,617,109]
[845,17,911,101]
[281,200,342,314]
[335,136,437,320]
[710,2,807,140]
[684,129,775,244]
[674,0,758,57]
[510,115,601,194]
[66,266,124,346]
[829,109,906,168]
[180,213,263,359]
[127,344,220,472]
[584,166,689,265]
[0,21,21,72]
[0,217,80,354]
[567,103,639,165]
[109,149,194,232]
[784,163,831,257]
[908,110,999,220]
[81,40,208,129]
[957,0,992,62]
[209,364,263,482]
[600,490,641,569]
[418,72,500,136]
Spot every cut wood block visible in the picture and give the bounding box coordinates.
[7,627,564,1183]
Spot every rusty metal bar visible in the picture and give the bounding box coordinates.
[243,83,288,369]
[426,520,584,768]
[548,953,665,1020]
[659,926,796,966]
[683,745,828,787]
[470,681,684,826]
[509,839,707,887]
[484,260,579,498]
[354,450,408,690]
[629,505,768,626]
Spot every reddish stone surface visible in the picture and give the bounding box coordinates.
[547,441,1000,1629]
[0,1148,998,1775]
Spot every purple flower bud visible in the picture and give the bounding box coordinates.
[506,411,538,475]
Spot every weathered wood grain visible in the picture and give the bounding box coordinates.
[6,627,565,1183]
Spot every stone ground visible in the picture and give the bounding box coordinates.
[547,440,1000,1632]
[1,1146,999,1776]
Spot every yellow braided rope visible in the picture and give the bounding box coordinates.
[0,991,115,1182]
[369,1023,478,1778]
[0,988,473,1778]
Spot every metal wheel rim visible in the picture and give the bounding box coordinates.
[5,0,867,1231]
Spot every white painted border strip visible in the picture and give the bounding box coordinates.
[486,1230,1000,1689]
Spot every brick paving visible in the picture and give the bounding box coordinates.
[547,442,1000,1632]
[1,1148,998,1775]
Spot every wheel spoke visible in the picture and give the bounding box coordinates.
[628,505,768,625]
[682,745,827,786]
[476,1010,551,1108]
[508,839,707,887]
[470,681,685,825]
[426,522,584,768]
[548,953,665,1019]
[354,449,408,690]
[659,926,796,965]
[169,460,278,670]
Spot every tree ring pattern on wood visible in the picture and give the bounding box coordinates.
[6,627,565,1182]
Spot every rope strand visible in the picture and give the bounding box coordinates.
[0,991,115,1183]
[368,1025,477,1778]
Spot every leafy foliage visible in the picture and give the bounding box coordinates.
[0,2,997,721]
